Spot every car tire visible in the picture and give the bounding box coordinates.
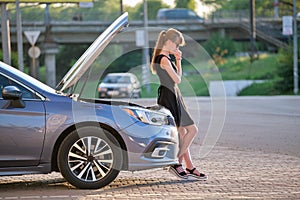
[57,126,122,189]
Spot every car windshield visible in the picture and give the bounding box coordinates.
[103,75,130,84]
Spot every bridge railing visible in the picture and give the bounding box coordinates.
[207,9,285,24]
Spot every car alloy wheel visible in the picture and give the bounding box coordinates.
[58,126,122,189]
[68,136,113,182]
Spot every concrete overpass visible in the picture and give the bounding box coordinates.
[5,18,288,48]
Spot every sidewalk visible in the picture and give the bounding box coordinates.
[99,146,300,199]
[0,145,299,199]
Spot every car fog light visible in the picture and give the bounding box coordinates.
[151,147,169,158]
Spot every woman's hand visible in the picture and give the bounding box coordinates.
[173,49,182,78]
[174,49,182,61]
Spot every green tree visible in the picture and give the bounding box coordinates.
[202,33,236,59]
[201,0,299,16]
[51,0,121,21]
[126,0,170,20]
[275,44,300,94]
[56,44,88,81]
[175,0,196,10]
[0,50,19,68]
[8,0,122,22]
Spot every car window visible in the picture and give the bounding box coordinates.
[188,10,198,19]
[119,76,131,83]
[103,76,117,83]
[167,10,181,19]
[158,9,202,20]
[0,74,39,99]
[103,75,130,84]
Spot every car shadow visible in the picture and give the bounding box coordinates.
[0,176,200,191]
[0,175,205,199]
[0,176,67,189]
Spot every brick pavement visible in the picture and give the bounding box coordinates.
[0,145,299,199]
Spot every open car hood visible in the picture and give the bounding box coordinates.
[56,12,128,92]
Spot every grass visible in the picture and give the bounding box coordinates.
[218,53,278,80]
[220,54,281,96]
[175,53,280,96]
[237,81,278,96]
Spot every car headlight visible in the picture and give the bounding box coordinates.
[123,107,169,126]
[98,87,107,92]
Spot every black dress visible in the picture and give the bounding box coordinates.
[154,54,194,127]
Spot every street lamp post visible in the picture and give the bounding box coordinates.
[293,0,298,95]
[142,0,150,93]
[16,0,24,71]
[1,3,11,65]
[249,0,257,63]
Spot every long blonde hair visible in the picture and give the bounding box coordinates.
[150,28,185,74]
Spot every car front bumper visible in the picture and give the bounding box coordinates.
[121,123,179,171]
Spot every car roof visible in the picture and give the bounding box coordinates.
[157,8,203,20]
[106,73,136,77]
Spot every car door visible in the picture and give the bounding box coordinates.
[0,74,46,167]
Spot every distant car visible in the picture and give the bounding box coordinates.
[98,73,141,98]
[0,12,178,189]
[157,8,204,21]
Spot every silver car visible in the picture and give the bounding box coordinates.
[98,73,141,98]
[0,13,178,189]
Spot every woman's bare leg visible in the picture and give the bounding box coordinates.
[177,124,198,158]
[177,126,205,177]
[182,149,202,176]
[182,149,193,169]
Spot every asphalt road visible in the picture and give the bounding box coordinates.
[0,96,299,199]
[214,96,300,157]
[134,96,300,158]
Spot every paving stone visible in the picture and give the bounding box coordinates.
[0,146,299,199]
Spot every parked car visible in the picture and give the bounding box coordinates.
[98,72,141,98]
[157,8,204,21]
[0,12,179,189]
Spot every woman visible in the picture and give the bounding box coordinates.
[150,28,207,180]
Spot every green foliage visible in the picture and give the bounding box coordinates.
[237,81,279,96]
[8,4,44,21]
[127,0,170,20]
[218,54,279,80]
[202,0,299,17]
[103,49,143,74]
[56,44,88,81]
[175,0,196,10]
[218,54,282,95]
[9,1,123,22]
[0,50,20,69]
[202,33,236,64]
[219,0,249,10]
[48,1,121,21]
[219,50,299,96]
[274,44,300,94]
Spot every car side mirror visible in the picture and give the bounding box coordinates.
[2,86,25,108]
